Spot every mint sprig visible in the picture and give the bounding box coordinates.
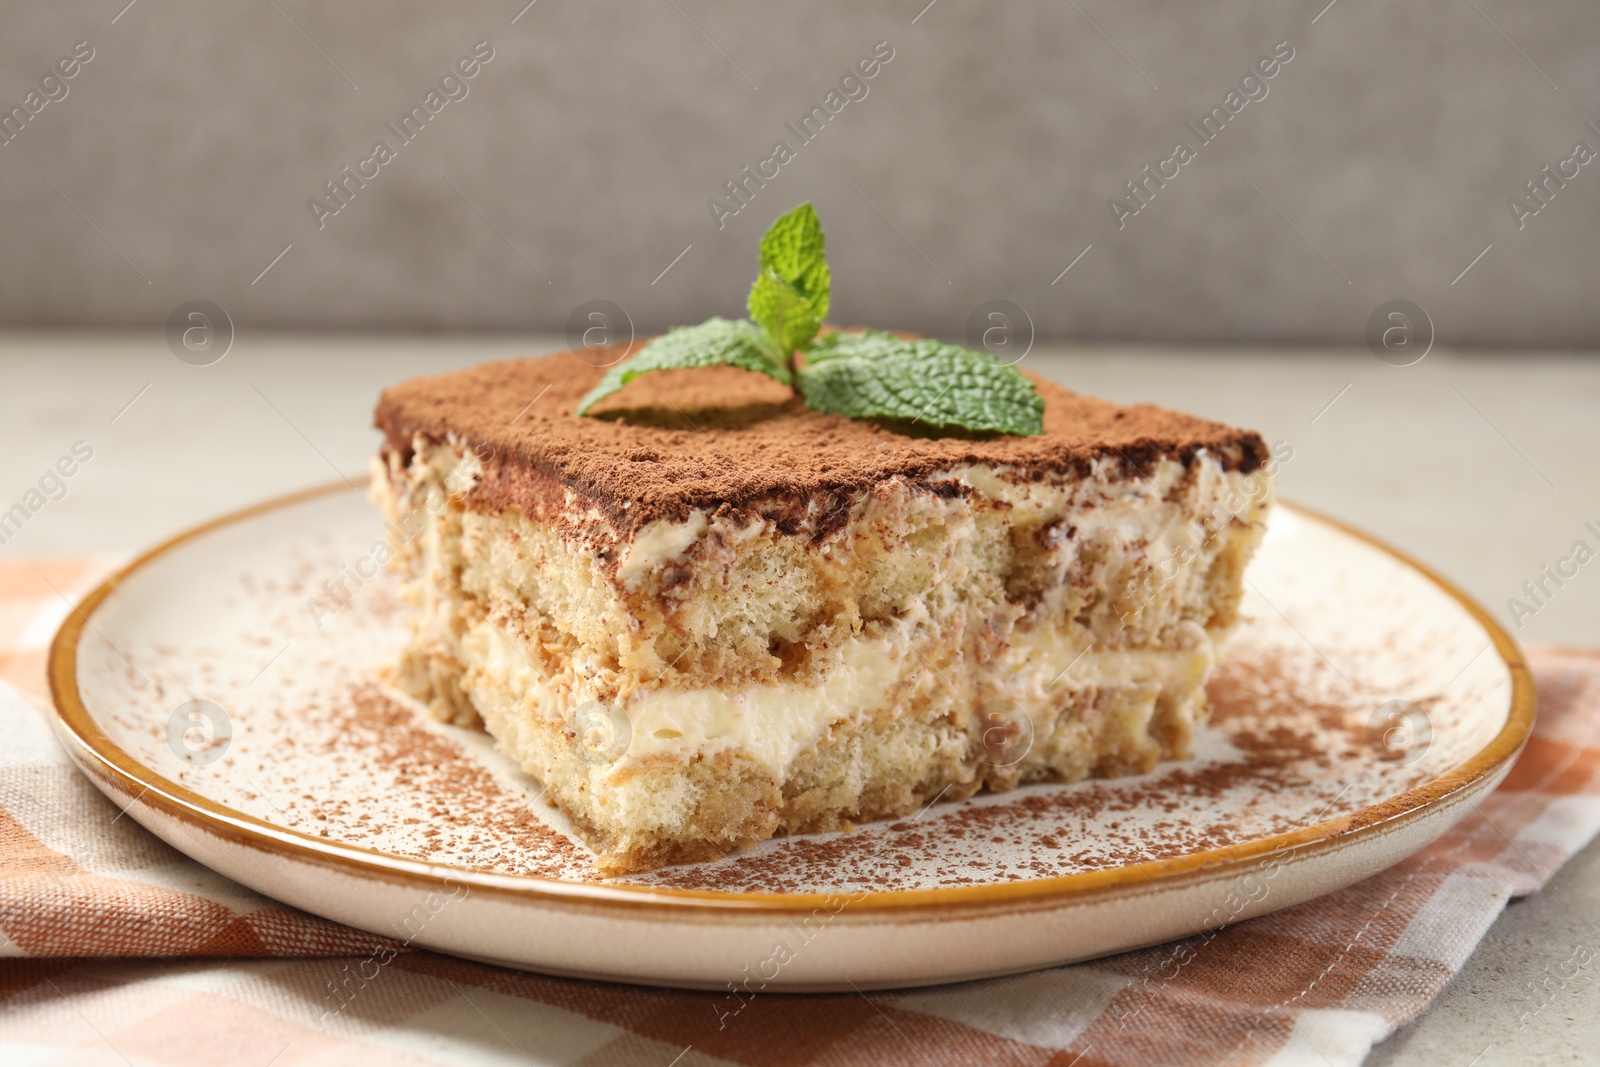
[575,318,787,414]
[799,330,1044,435]
[748,201,829,354]
[574,202,1043,436]
[748,270,822,358]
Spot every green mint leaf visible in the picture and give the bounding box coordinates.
[748,270,822,357]
[574,317,789,415]
[753,201,830,329]
[798,330,1045,436]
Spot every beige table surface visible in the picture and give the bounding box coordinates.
[4,331,1596,1064]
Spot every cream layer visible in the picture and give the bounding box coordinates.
[462,611,1219,782]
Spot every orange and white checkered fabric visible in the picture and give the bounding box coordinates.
[2,556,1597,1066]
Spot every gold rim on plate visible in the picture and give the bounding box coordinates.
[47,482,1537,918]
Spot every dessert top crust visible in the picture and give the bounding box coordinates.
[375,347,1269,536]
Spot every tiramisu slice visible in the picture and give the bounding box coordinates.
[372,355,1275,874]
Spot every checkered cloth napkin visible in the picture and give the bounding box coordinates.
[3,557,1599,1066]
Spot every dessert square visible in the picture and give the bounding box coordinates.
[372,350,1273,874]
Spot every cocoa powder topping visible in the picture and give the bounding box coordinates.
[374,348,1269,536]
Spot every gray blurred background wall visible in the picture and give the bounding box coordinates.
[2,0,1597,347]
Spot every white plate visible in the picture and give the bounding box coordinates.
[48,485,1533,990]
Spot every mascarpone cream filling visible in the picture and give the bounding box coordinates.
[465,613,1219,781]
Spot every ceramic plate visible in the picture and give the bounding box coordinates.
[48,485,1534,990]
